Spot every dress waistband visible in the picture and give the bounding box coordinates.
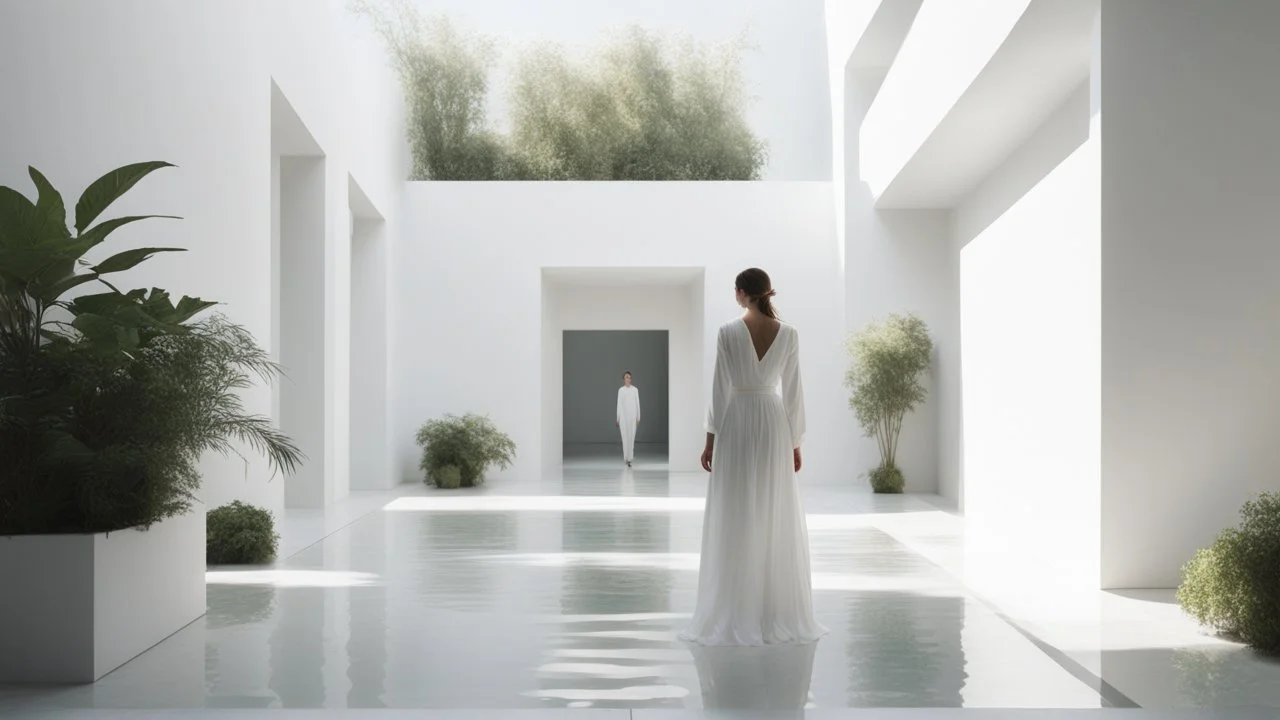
[733,385,778,395]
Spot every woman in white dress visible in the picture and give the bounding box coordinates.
[680,268,826,646]
[616,371,640,467]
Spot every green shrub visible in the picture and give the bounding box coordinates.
[207,501,279,565]
[1178,491,1280,653]
[432,464,462,490]
[415,413,515,488]
[350,0,767,181]
[868,465,905,495]
[844,314,932,494]
[0,162,303,535]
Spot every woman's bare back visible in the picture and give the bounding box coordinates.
[742,316,781,362]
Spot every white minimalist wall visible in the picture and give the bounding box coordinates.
[956,82,1100,594]
[1100,0,1280,588]
[0,0,405,515]
[395,182,847,486]
[547,286,696,467]
[860,0,1032,199]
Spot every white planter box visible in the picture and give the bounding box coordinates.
[0,506,206,684]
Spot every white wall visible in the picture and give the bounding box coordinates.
[859,0,1032,199]
[0,0,405,514]
[956,82,1100,593]
[1099,0,1280,588]
[395,182,847,486]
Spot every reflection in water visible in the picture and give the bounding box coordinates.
[841,528,966,707]
[530,506,682,708]
[204,582,280,708]
[346,519,389,708]
[206,583,276,630]
[268,588,326,707]
[845,593,966,706]
[1174,647,1280,707]
[689,641,818,711]
[419,510,518,609]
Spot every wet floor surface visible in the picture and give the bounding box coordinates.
[2,454,1277,716]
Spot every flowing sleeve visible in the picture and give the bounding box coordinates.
[781,327,806,448]
[635,388,640,423]
[617,387,624,424]
[704,326,731,435]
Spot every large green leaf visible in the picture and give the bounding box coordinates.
[0,186,40,248]
[69,214,180,259]
[27,167,69,240]
[0,247,50,283]
[36,272,99,304]
[71,312,142,353]
[173,295,218,323]
[74,161,175,233]
[138,288,216,326]
[69,290,146,318]
[92,247,185,275]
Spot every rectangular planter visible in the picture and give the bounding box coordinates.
[0,506,206,683]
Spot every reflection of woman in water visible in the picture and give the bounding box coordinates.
[688,641,817,710]
[616,371,640,467]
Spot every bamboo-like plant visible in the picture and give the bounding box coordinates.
[416,413,515,488]
[0,162,302,534]
[349,0,767,181]
[843,314,933,494]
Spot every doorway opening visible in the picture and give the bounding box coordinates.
[271,80,328,509]
[540,267,705,473]
[562,330,670,469]
[348,177,392,491]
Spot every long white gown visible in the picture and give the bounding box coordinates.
[680,319,826,646]
[616,385,640,462]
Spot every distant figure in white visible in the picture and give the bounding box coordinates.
[680,268,827,646]
[616,371,641,467]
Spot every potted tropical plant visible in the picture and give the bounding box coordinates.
[0,162,302,683]
[843,313,933,494]
[415,413,516,488]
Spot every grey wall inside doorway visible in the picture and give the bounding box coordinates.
[563,330,669,447]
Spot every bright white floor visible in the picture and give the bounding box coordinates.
[2,450,1279,718]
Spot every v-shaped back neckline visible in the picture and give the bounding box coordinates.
[741,317,782,363]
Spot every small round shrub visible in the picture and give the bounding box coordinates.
[868,464,905,494]
[416,413,516,488]
[1178,491,1280,653]
[207,501,279,565]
